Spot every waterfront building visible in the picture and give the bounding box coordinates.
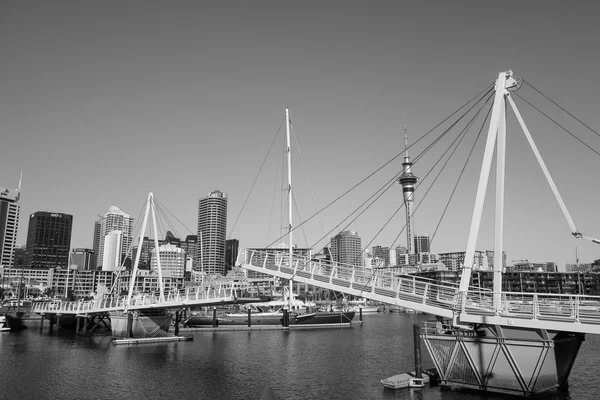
[69,248,95,270]
[438,250,491,271]
[197,190,227,276]
[395,245,407,265]
[13,245,25,268]
[24,211,73,269]
[93,206,134,270]
[508,260,558,272]
[150,243,186,279]
[132,236,154,271]
[102,230,122,271]
[113,269,183,294]
[330,230,362,267]
[180,235,197,272]
[0,179,21,268]
[226,238,239,272]
[414,234,430,254]
[1,267,114,299]
[372,245,390,267]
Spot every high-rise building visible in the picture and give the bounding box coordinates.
[180,235,197,271]
[92,219,101,269]
[395,245,408,265]
[150,243,186,279]
[197,190,227,276]
[102,230,122,271]
[0,180,21,268]
[24,211,73,269]
[226,238,239,272]
[330,230,362,267]
[69,248,95,270]
[372,245,390,267]
[94,206,134,270]
[414,234,430,254]
[132,237,154,270]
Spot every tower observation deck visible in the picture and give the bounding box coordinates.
[398,119,418,254]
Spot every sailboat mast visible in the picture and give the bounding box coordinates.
[286,108,293,310]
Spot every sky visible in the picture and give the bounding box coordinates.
[1,1,599,266]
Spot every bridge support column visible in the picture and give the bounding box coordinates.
[109,310,171,338]
[39,313,44,332]
[421,322,584,396]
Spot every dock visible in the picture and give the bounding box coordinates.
[113,335,193,345]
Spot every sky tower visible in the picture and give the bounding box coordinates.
[398,118,418,254]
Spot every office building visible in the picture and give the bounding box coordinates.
[150,243,186,279]
[414,234,430,254]
[102,230,122,271]
[132,237,154,270]
[226,238,239,272]
[94,206,134,270]
[180,235,197,271]
[330,230,362,267]
[197,190,227,276]
[24,211,73,269]
[0,180,21,268]
[372,245,390,267]
[69,248,95,270]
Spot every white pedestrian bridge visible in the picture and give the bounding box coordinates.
[242,249,600,334]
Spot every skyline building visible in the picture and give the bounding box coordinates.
[94,206,134,270]
[397,118,418,254]
[102,230,122,271]
[150,243,186,279]
[225,238,239,272]
[24,211,73,269]
[197,190,227,276]
[372,245,390,267]
[414,234,430,254]
[0,177,21,268]
[69,248,95,270]
[330,230,362,267]
[132,236,154,271]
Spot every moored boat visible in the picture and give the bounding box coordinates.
[293,310,355,325]
[184,304,285,327]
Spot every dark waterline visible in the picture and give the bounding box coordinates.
[0,313,596,400]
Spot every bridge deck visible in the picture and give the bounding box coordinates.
[32,285,259,315]
[243,250,600,334]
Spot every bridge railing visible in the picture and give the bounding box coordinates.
[244,249,600,325]
[31,283,239,314]
[461,290,600,324]
[244,249,464,312]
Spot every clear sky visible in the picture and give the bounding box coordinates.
[1,1,599,266]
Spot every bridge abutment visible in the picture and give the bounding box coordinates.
[421,321,585,396]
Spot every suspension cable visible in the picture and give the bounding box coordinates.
[512,92,600,158]
[523,79,600,139]
[229,115,285,239]
[265,85,496,250]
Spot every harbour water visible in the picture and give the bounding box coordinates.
[0,313,597,400]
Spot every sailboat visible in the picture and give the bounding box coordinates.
[279,109,355,327]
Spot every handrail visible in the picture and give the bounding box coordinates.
[242,249,600,327]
